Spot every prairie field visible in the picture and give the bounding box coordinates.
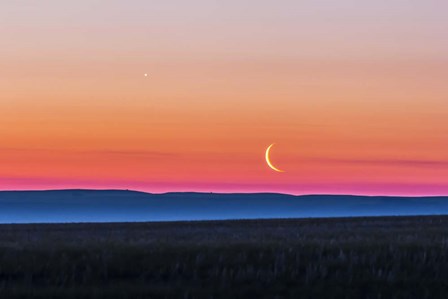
[1,216,448,298]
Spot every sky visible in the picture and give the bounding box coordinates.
[1,1,447,195]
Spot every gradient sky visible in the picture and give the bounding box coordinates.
[1,1,447,195]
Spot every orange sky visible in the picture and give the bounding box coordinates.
[1,1,447,195]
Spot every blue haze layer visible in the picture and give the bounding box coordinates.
[1,190,448,224]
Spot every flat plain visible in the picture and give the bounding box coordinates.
[1,216,448,298]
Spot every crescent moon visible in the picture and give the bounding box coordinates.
[265,143,285,172]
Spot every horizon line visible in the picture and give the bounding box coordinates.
[1,188,448,198]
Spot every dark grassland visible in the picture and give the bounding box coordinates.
[1,216,448,298]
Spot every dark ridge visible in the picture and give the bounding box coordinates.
[1,189,448,224]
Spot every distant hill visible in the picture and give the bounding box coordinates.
[1,189,448,223]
